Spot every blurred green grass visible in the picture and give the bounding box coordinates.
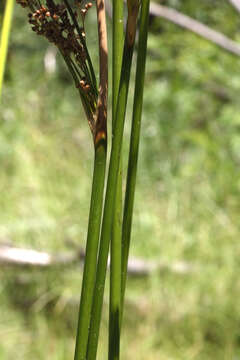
[1,2,240,359]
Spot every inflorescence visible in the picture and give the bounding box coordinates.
[16,0,98,131]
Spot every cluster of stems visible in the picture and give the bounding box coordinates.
[14,0,150,358]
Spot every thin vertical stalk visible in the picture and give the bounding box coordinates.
[0,0,14,100]
[87,2,140,359]
[109,0,124,359]
[121,0,150,323]
[74,141,107,360]
[74,0,108,359]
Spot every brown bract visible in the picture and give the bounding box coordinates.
[94,0,108,147]
[126,0,140,46]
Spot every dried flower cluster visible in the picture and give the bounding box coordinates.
[16,0,98,132]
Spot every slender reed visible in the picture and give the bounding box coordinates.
[74,138,107,360]
[109,0,124,359]
[86,1,140,359]
[74,1,108,359]
[0,0,14,100]
[121,0,150,323]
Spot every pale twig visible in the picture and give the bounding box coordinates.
[150,3,240,56]
[0,244,195,276]
[228,0,240,13]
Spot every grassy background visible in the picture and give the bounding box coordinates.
[1,1,240,359]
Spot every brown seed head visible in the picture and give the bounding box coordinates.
[53,14,59,20]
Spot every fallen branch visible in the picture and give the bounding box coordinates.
[0,244,84,267]
[0,244,194,276]
[150,3,240,57]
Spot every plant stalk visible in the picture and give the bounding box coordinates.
[74,0,108,358]
[0,0,14,100]
[74,140,107,360]
[87,2,140,359]
[121,0,150,324]
[109,0,124,359]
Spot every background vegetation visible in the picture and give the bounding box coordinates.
[1,0,240,358]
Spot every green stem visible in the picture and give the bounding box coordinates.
[121,0,150,324]
[74,0,108,357]
[109,0,124,359]
[74,140,107,360]
[0,0,14,101]
[87,3,140,359]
